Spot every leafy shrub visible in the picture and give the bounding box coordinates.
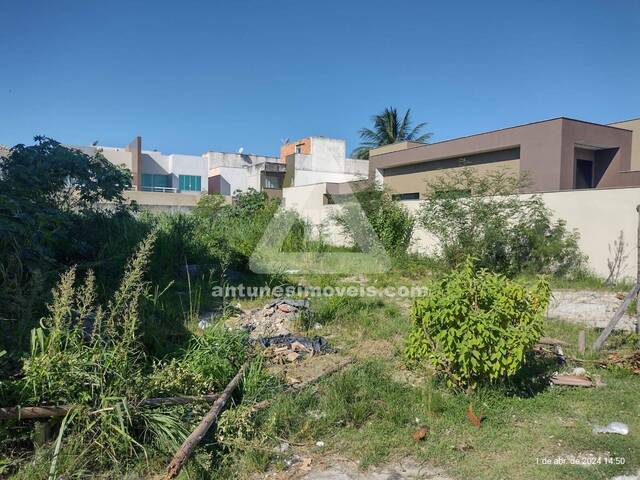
[148,323,248,396]
[418,168,585,277]
[332,184,414,257]
[405,259,551,389]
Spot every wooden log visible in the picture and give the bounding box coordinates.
[592,282,639,350]
[164,362,249,480]
[0,394,221,421]
[0,405,73,421]
[538,336,570,347]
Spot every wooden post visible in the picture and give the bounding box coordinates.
[33,421,51,447]
[578,330,586,354]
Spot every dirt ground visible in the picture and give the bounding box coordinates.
[548,289,638,331]
[257,456,450,480]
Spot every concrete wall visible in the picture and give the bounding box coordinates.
[283,183,640,279]
[208,166,249,195]
[284,138,369,187]
[609,118,640,171]
[99,190,202,213]
[205,151,280,169]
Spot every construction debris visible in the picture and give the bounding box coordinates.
[602,351,640,374]
[593,422,629,435]
[550,374,594,387]
[228,298,310,338]
[254,334,330,365]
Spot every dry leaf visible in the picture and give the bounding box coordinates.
[412,425,429,441]
[466,405,484,428]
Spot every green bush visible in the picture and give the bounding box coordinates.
[332,184,414,257]
[417,168,585,277]
[405,259,551,389]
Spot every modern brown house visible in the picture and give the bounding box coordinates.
[369,117,640,198]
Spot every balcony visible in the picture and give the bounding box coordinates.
[140,186,178,193]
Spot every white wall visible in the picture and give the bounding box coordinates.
[283,184,640,279]
[139,151,207,194]
[205,151,279,169]
[290,140,369,187]
[168,154,208,193]
[210,166,250,196]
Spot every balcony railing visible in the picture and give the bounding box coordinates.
[139,186,178,193]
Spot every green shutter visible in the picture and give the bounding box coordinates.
[141,174,152,187]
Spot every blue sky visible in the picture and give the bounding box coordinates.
[1,0,639,157]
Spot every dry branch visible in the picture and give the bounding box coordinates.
[0,394,221,421]
[163,362,249,480]
[592,282,639,350]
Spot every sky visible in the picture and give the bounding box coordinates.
[1,0,639,157]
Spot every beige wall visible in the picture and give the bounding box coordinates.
[609,119,640,171]
[123,190,201,211]
[369,141,424,156]
[283,183,640,279]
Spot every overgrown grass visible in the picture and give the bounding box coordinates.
[215,288,640,480]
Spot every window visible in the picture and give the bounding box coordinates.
[141,174,171,189]
[575,159,594,189]
[262,172,283,189]
[295,144,303,154]
[391,192,420,201]
[179,175,202,192]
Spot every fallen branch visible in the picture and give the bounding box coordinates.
[593,282,639,351]
[163,361,249,480]
[0,394,221,421]
[538,336,569,347]
[289,356,354,390]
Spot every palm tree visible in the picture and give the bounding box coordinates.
[352,107,432,159]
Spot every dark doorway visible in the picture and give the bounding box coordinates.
[575,159,594,189]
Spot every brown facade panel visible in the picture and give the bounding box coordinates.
[384,159,520,198]
[370,117,636,194]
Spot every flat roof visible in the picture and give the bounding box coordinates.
[398,117,632,154]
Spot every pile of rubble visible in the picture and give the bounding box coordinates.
[258,336,325,364]
[230,298,310,339]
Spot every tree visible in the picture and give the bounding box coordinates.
[332,183,414,257]
[352,107,432,159]
[417,168,585,277]
[0,136,132,211]
[0,137,135,348]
